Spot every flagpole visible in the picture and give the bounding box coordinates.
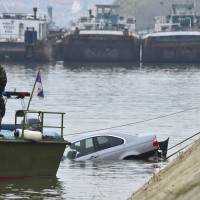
[27,69,40,111]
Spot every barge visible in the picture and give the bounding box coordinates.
[142,3,200,63]
[0,8,53,62]
[61,4,140,62]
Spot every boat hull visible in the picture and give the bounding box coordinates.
[62,33,140,62]
[0,40,53,62]
[27,40,53,61]
[142,33,200,63]
[0,42,26,61]
[0,139,68,178]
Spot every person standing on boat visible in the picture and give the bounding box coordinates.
[0,64,7,127]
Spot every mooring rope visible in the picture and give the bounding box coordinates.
[167,131,200,151]
[164,140,196,160]
[67,105,200,136]
[160,131,200,158]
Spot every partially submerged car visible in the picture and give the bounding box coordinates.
[64,131,169,161]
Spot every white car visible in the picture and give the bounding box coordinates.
[64,131,169,161]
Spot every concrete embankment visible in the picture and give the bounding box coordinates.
[128,138,200,200]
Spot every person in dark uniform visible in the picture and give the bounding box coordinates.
[0,65,7,127]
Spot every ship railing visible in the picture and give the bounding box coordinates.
[15,110,65,139]
[79,22,125,31]
[155,22,182,32]
[0,35,24,42]
[155,16,168,24]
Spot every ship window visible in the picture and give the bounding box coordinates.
[39,24,41,39]
[19,23,24,37]
[127,18,134,24]
[80,17,88,23]
[19,23,24,28]
[104,8,111,14]
[112,9,117,15]
[97,8,103,14]
[42,24,45,39]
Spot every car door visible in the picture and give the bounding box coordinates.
[94,136,125,160]
[75,137,99,161]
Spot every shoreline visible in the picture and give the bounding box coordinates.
[128,138,200,200]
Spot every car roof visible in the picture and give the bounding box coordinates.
[65,130,155,143]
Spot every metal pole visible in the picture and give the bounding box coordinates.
[27,69,40,110]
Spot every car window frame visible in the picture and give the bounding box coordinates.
[93,135,125,152]
[71,137,96,158]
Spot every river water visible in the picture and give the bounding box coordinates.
[1,62,200,199]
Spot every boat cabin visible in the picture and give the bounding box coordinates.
[0,8,49,42]
[171,4,195,27]
[76,4,136,32]
[95,4,119,27]
[154,3,200,32]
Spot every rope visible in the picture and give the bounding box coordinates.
[167,131,200,151]
[164,140,196,160]
[160,131,200,157]
[68,105,200,136]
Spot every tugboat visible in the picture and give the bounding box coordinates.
[142,3,200,63]
[61,4,140,62]
[0,8,53,61]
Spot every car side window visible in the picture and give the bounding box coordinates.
[75,138,95,158]
[96,136,124,151]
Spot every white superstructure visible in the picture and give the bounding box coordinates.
[0,8,49,42]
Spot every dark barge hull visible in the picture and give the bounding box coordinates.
[142,32,200,63]
[0,40,52,62]
[62,33,140,62]
[0,139,68,179]
[0,42,26,61]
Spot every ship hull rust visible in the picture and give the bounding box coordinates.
[62,33,140,62]
[0,40,53,62]
[142,34,200,63]
[0,42,26,61]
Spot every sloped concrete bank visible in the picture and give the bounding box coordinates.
[129,138,200,200]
